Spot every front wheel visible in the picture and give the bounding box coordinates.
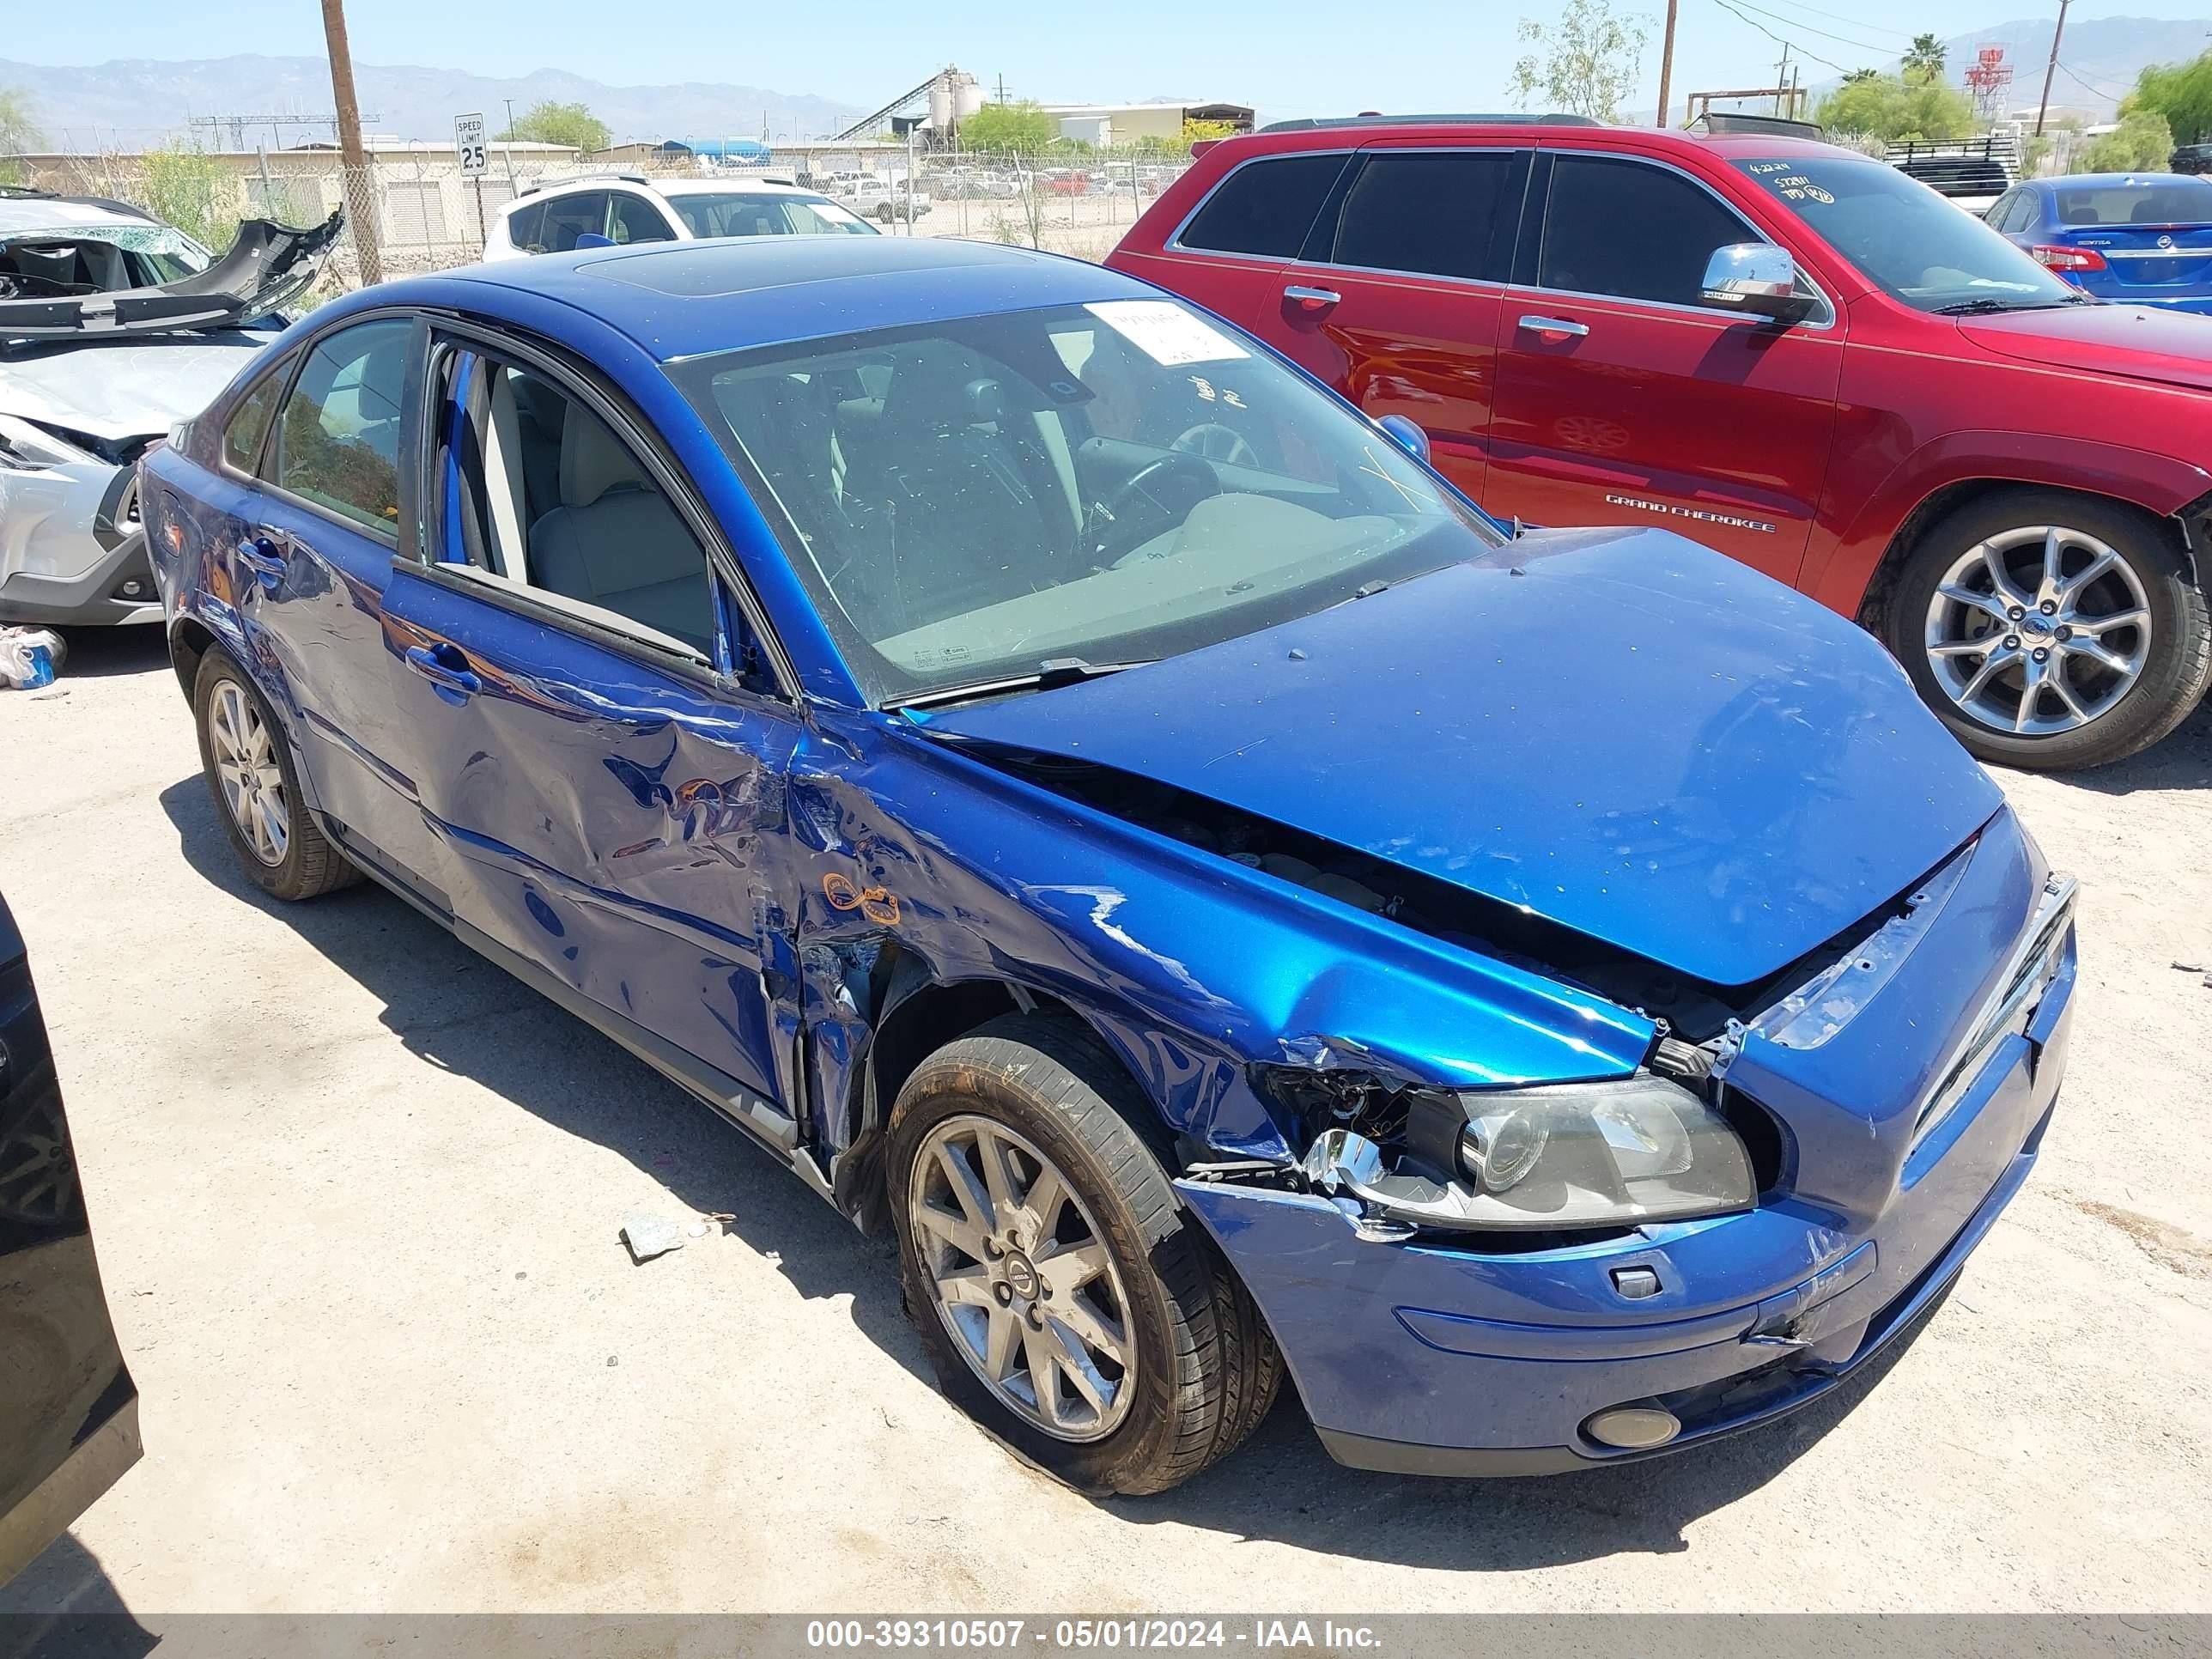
[1887,490,2212,769]
[886,1015,1279,1494]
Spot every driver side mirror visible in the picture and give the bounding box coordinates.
[1700,242,1817,323]
[1375,414,1431,465]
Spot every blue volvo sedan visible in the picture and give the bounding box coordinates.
[140,236,2076,1492]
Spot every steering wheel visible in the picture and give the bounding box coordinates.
[1172,422,1259,468]
[1087,450,1222,564]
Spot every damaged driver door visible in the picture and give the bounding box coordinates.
[375,327,806,1153]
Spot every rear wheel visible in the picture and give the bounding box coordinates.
[886,1015,1280,1494]
[192,650,360,901]
[1887,490,2211,769]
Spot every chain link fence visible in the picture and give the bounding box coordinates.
[17,139,1197,297]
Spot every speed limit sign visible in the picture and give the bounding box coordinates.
[454,112,488,176]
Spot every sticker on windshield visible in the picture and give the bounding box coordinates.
[1086,300,1249,366]
[1752,170,1834,204]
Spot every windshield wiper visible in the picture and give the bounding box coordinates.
[886,656,1155,713]
[1933,297,2080,316]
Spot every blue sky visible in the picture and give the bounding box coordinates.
[8,0,2209,119]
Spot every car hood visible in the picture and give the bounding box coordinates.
[0,333,273,445]
[925,526,2002,988]
[0,210,340,343]
[1955,302,2212,392]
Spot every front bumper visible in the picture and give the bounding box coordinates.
[1178,809,2076,1476]
[0,459,161,626]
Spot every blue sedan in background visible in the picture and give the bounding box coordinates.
[1988,172,2212,313]
[139,237,2075,1492]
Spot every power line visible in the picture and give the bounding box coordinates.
[1712,0,1914,62]
[2055,60,2128,100]
[1723,0,1916,46]
[1707,0,1855,78]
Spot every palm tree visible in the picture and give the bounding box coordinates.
[1904,33,1947,84]
[1844,67,1880,82]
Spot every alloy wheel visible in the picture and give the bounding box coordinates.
[907,1114,1136,1443]
[208,679,290,866]
[1923,525,2152,736]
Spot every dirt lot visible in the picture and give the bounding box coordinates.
[2,627,2209,1616]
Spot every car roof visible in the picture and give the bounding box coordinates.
[0,195,162,234]
[2027,172,2206,190]
[649,177,816,197]
[1205,118,1853,166]
[392,234,1143,361]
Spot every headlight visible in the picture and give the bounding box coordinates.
[1443,1076,1754,1230]
[1301,1074,1755,1237]
[0,412,94,471]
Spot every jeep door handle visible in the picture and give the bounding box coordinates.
[1284,284,1341,312]
[404,644,482,699]
[234,534,286,591]
[1518,313,1590,341]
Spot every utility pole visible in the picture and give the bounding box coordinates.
[1773,45,1790,115]
[1656,0,1680,126]
[319,0,380,284]
[2035,0,2072,136]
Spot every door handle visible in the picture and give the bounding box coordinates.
[1517,313,1590,341]
[404,643,482,699]
[1283,284,1341,312]
[234,534,286,592]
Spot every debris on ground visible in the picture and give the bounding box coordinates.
[2174,961,2208,974]
[0,627,66,690]
[621,1212,684,1263]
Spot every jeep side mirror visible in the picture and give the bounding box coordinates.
[1701,242,1816,323]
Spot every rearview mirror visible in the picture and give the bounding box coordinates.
[1700,242,1816,323]
[1376,414,1431,465]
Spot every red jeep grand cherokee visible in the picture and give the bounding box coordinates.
[1107,115,2212,769]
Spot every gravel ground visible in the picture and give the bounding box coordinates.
[2,626,2208,1616]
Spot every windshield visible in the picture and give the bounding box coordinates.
[669,192,875,238]
[1733,155,2082,313]
[2047,177,2212,227]
[0,222,210,298]
[672,298,1505,706]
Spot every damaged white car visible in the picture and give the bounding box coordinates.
[0,189,339,627]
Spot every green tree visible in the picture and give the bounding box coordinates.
[1815,71,1975,142]
[0,85,39,185]
[1904,33,1948,84]
[137,142,240,252]
[958,99,1059,155]
[1510,0,1650,123]
[2079,110,2174,172]
[1844,67,1880,83]
[498,100,611,153]
[2124,51,2212,145]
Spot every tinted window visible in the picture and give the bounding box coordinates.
[1332,149,1519,281]
[538,191,608,253]
[1540,155,1756,307]
[668,192,876,237]
[1179,154,1348,258]
[436,350,717,655]
[223,369,284,472]
[606,191,676,246]
[271,319,410,538]
[2051,178,2212,226]
[505,200,546,252]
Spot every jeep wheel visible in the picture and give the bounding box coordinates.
[886,1015,1280,1495]
[1889,490,2212,769]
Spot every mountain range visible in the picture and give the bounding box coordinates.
[1808,14,2212,118]
[0,55,868,151]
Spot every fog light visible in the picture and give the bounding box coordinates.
[1583,1403,1681,1450]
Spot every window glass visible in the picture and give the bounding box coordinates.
[606,192,676,246]
[668,191,876,237]
[2051,178,2212,225]
[224,368,284,472]
[1332,149,1519,281]
[436,349,718,656]
[2001,192,2035,234]
[672,298,1504,707]
[271,319,410,538]
[1731,156,2081,313]
[537,191,608,253]
[1539,155,1758,307]
[505,200,546,252]
[1178,154,1348,258]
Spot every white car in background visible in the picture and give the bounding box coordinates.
[483,173,878,258]
[832,176,935,224]
[1,189,338,627]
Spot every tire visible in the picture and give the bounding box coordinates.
[1886,489,2212,770]
[192,648,361,901]
[887,1014,1281,1495]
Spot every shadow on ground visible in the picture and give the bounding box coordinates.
[159,772,1938,1569]
[46,629,172,684]
[0,1534,158,1655]
[2043,696,2212,795]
